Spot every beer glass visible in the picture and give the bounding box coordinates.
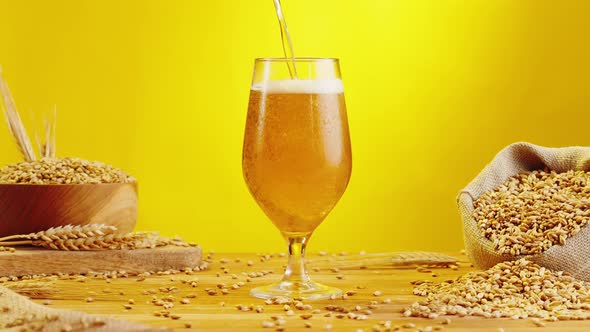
[242,58,352,299]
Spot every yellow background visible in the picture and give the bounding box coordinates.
[0,1,589,253]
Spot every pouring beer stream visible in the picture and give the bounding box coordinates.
[273,0,298,78]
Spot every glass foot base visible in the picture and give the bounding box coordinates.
[250,280,342,300]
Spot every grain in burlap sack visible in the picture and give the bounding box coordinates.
[458,142,590,281]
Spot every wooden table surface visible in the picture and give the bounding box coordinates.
[28,252,590,331]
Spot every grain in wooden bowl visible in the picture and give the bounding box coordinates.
[0,69,138,237]
[0,158,137,236]
[0,158,138,237]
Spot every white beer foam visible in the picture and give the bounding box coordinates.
[251,79,344,94]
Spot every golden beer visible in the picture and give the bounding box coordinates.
[244,58,350,300]
[243,79,352,237]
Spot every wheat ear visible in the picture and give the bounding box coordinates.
[29,232,164,251]
[0,225,191,251]
[0,67,37,161]
[0,231,187,251]
[0,224,118,243]
[4,279,58,298]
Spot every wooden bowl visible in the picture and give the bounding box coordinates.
[0,182,138,237]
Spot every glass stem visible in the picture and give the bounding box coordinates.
[282,236,310,285]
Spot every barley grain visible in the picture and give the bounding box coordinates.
[0,157,134,184]
[531,318,546,327]
[474,169,590,255]
[262,321,275,328]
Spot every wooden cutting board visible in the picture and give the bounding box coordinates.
[0,246,202,277]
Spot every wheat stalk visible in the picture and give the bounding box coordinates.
[42,106,57,158]
[33,109,43,159]
[0,224,118,243]
[309,252,458,270]
[0,67,37,161]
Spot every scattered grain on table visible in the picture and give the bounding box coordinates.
[406,258,590,320]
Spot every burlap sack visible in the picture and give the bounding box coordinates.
[458,142,590,281]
